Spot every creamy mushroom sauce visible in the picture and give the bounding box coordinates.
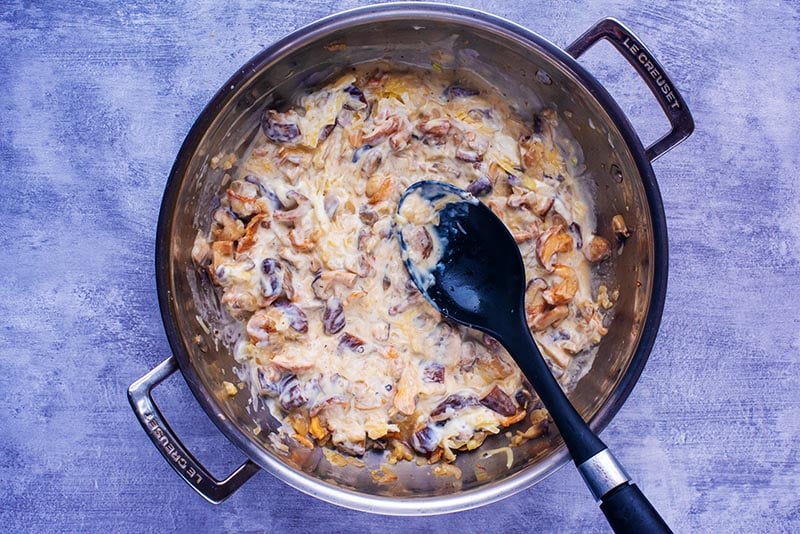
[192,67,614,462]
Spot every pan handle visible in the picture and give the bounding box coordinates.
[127,356,260,503]
[566,18,694,162]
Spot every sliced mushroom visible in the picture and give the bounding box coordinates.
[513,231,534,243]
[351,144,373,163]
[430,394,479,422]
[275,147,308,184]
[323,193,339,220]
[236,213,269,253]
[282,266,295,301]
[312,270,358,300]
[418,118,451,137]
[388,116,413,151]
[583,235,612,263]
[262,109,301,143]
[226,180,267,219]
[278,374,307,410]
[309,395,349,417]
[507,191,537,209]
[367,177,394,204]
[257,366,282,397]
[456,147,481,163]
[273,300,309,334]
[338,332,366,351]
[317,123,336,143]
[524,278,548,328]
[246,309,275,343]
[532,196,555,217]
[507,191,553,217]
[343,85,367,110]
[273,190,310,223]
[363,115,400,145]
[480,386,517,417]
[211,207,245,241]
[466,176,492,197]
[322,296,346,335]
[422,363,445,383]
[360,149,382,178]
[542,264,578,306]
[530,305,569,331]
[260,258,284,304]
[358,205,379,225]
[467,108,492,120]
[536,225,573,272]
[520,136,545,171]
[411,425,439,454]
[404,226,433,260]
[211,240,234,273]
[288,228,317,252]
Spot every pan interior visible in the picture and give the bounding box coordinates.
[159,6,657,512]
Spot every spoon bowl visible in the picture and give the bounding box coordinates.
[398,181,525,338]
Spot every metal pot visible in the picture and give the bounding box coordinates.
[128,2,693,515]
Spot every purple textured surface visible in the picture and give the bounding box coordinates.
[1,1,798,532]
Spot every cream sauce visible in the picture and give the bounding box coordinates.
[195,67,611,461]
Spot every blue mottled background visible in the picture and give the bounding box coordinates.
[1,1,798,532]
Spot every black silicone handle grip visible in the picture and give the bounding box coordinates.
[600,483,673,533]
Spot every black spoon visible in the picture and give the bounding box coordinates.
[397,181,671,534]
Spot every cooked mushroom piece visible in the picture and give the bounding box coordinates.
[260,258,284,304]
[418,118,451,137]
[358,205,379,225]
[568,222,583,249]
[312,270,358,300]
[322,296,346,335]
[211,207,245,241]
[430,394,479,422]
[612,214,631,239]
[343,85,367,110]
[543,265,578,306]
[338,332,366,351]
[411,425,439,454]
[422,363,445,383]
[404,226,433,261]
[273,190,311,223]
[530,305,569,331]
[273,300,309,334]
[536,225,573,272]
[524,278,548,325]
[237,214,269,253]
[278,374,307,410]
[323,193,339,220]
[583,235,612,263]
[360,150,382,178]
[480,386,517,417]
[466,176,493,197]
[246,309,275,343]
[262,109,301,143]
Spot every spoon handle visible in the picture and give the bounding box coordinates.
[502,327,671,533]
[502,326,606,464]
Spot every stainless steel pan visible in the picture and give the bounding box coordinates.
[128,2,693,514]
